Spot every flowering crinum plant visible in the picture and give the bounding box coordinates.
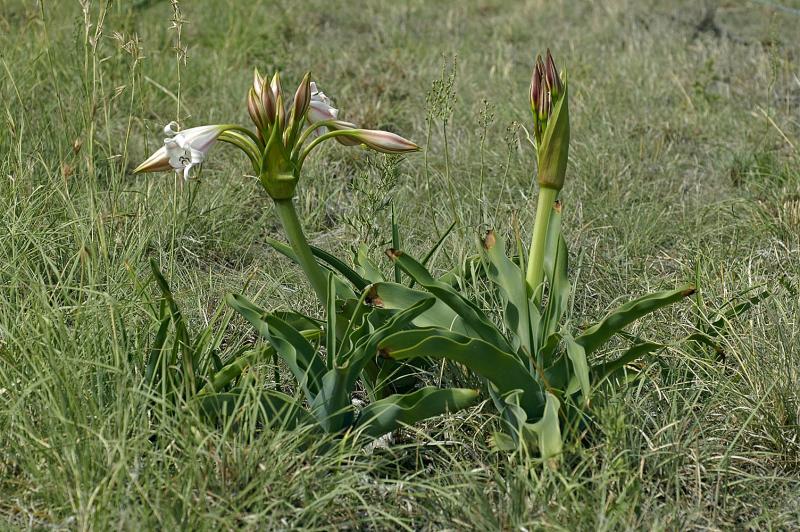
[134,70,485,444]
[135,70,419,306]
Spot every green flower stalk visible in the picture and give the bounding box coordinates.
[135,69,420,306]
[525,50,570,299]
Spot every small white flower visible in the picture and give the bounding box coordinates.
[135,122,226,178]
[164,124,206,181]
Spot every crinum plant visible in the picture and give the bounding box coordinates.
[135,70,478,442]
[371,51,696,464]
[135,69,418,307]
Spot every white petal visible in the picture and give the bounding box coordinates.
[164,121,180,136]
[190,148,204,165]
[307,101,338,123]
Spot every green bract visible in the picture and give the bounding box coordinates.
[537,77,569,191]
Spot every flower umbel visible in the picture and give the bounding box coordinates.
[244,70,420,199]
[133,69,420,307]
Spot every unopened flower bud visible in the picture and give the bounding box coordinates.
[544,49,563,98]
[335,129,420,154]
[253,68,264,97]
[527,50,569,191]
[247,87,266,131]
[292,73,312,122]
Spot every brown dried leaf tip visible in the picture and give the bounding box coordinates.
[385,248,403,261]
[482,229,497,250]
[365,285,384,308]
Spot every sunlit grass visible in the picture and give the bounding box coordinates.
[1,0,798,528]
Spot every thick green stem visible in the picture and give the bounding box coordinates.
[273,198,329,306]
[525,186,559,301]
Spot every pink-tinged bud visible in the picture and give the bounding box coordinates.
[538,80,549,122]
[544,49,563,97]
[530,56,543,113]
[253,68,264,97]
[262,84,276,126]
[268,72,285,130]
[270,72,282,107]
[292,73,312,126]
[335,129,420,154]
[247,87,265,130]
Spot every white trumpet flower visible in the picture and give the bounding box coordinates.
[135,122,226,180]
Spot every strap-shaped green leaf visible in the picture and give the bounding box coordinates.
[355,244,385,283]
[480,230,533,355]
[345,297,437,377]
[542,202,564,293]
[386,250,514,353]
[489,387,529,449]
[421,221,456,268]
[311,297,437,432]
[591,341,663,385]
[197,329,318,396]
[272,310,321,331]
[407,221,456,288]
[526,391,562,465]
[226,293,326,401]
[367,282,470,334]
[542,232,570,344]
[310,369,353,432]
[563,334,590,402]
[198,347,263,394]
[340,295,375,360]
[575,286,695,355]
[265,235,365,294]
[326,272,337,369]
[353,386,480,440]
[379,329,545,418]
[263,314,327,401]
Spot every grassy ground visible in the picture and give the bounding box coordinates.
[1,0,799,529]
